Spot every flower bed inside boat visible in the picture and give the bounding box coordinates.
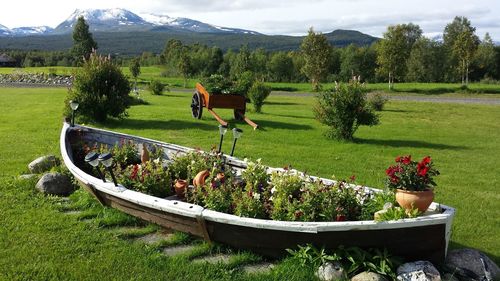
[71,137,434,223]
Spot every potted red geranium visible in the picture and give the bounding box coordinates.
[385,155,439,212]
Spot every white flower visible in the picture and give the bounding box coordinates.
[269,196,273,201]
[191,160,195,164]
[253,193,261,200]
[271,187,276,194]
[243,158,249,163]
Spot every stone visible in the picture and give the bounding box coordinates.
[397,261,441,281]
[316,262,345,281]
[192,254,232,264]
[36,173,74,196]
[18,174,38,180]
[444,248,500,281]
[28,155,59,173]
[162,245,197,257]
[242,262,275,274]
[135,231,173,245]
[351,271,389,281]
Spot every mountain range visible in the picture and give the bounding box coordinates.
[0,8,260,36]
[0,8,378,54]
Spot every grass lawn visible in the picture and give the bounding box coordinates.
[0,86,499,279]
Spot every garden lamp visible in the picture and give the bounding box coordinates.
[218,124,228,153]
[98,152,118,186]
[84,151,105,182]
[69,100,79,127]
[230,128,243,156]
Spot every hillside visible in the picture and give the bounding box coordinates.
[0,30,378,55]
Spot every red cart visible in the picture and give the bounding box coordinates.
[191,83,258,129]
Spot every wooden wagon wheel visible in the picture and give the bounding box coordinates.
[191,91,203,119]
[234,109,244,121]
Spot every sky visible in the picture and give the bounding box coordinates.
[1,0,499,40]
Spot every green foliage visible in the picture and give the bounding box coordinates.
[71,16,98,64]
[406,38,445,82]
[374,206,420,222]
[301,28,333,91]
[200,74,233,94]
[65,52,131,122]
[287,244,401,279]
[385,155,439,191]
[112,140,141,168]
[232,70,255,97]
[119,161,172,198]
[314,80,379,140]
[129,57,141,79]
[148,79,166,95]
[267,51,294,82]
[248,81,271,113]
[368,92,388,111]
[359,190,396,220]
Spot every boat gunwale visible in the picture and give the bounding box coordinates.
[60,122,455,234]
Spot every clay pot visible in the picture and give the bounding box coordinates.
[193,170,210,187]
[395,189,434,212]
[174,179,188,199]
[141,143,149,164]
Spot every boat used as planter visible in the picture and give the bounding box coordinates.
[60,122,455,263]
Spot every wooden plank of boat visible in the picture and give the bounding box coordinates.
[60,122,455,264]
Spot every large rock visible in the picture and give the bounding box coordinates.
[397,261,441,281]
[351,271,389,281]
[28,155,59,173]
[36,173,74,196]
[316,262,345,281]
[445,248,499,281]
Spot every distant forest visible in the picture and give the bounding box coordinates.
[2,17,500,84]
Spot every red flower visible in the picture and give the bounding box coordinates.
[349,174,356,182]
[422,156,431,165]
[402,155,412,165]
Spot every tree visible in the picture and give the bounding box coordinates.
[443,16,477,82]
[230,45,252,79]
[452,29,479,85]
[71,16,97,64]
[66,52,130,122]
[267,52,294,82]
[300,28,332,91]
[473,33,498,80]
[339,44,363,81]
[376,23,422,88]
[406,38,444,82]
[178,51,193,88]
[129,57,141,93]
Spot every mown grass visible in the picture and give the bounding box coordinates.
[0,86,499,279]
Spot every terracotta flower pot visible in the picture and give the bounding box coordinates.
[193,170,210,187]
[174,179,188,198]
[395,189,434,213]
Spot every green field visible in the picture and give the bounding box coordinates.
[0,86,499,279]
[2,66,500,94]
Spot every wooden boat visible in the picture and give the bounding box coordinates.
[60,122,455,263]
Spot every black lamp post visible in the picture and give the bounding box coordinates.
[230,128,243,156]
[85,152,106,182]
[98,152,118,186]
[69,100,79,127]
[218,124,228,153]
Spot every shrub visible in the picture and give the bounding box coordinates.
[200,74,232,94]
[65,52,131,122]
[248,81,271,113]
[368,92,388,111]
[313,81,379,141]
[232,71,255,97]
[148,79,165,95]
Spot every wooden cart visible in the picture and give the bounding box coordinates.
[191,83,258,129]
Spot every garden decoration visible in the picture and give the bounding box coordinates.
[385,155,439,212]
[61,122,454,264]
[191,83,259,130]
[69,100,79,127]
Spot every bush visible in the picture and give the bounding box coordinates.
[248,81,271,113]
[232,71,255,97]
[368,92,388,111]
[200,74,232,94]
[148,79,166,95]
[65,52,131,122]
[314,81,379,141]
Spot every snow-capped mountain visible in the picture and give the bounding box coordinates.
[12,26,54,35]
[0,8,260,37]
[0,24,12,36]
[54,8,150,33]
